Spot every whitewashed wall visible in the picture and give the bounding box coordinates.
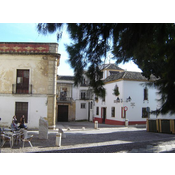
[122,80,157,121]
[94,80,158,123]
[0,96,47,129]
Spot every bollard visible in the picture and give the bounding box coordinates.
[94,121,98,129]
[125,119,129,127]
[58,128,66,139]
[56,133,62,147]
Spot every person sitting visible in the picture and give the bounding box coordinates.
[11,117,18,131]
[19,115,27,129]
[13,115,18,125]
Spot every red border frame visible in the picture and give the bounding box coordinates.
[0,0,175,174]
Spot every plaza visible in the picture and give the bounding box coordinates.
[1,122,175,153]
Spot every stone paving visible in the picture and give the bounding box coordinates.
[1,122,175,153]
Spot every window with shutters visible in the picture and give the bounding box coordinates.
[16,70,29,94]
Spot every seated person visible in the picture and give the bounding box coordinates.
[19,115,27,129]
[11,119,18,131]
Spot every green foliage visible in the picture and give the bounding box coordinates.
[113,86,120,96]
[37,23,175,115]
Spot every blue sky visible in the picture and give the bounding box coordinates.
[0,23,142,75]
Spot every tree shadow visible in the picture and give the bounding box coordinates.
[28,129,175,153]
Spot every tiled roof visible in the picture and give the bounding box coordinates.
[58,75,74,81]
[99,64,124,71]
[104,71,156,83]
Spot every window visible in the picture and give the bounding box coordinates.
[142,107,150,118]
[80,91,86,100]
[111,107,115,117]
[81,103,86,109]
[144,87,148,101]
[15,102,28,123]
[90,101,93,109]
[96,107,99,115]
[16,69,29,94]
[121,107,126,118]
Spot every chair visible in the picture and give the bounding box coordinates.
[22,131,33,148]
[22,135,33,148]
[0,133,12,148]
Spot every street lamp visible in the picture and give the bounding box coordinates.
[116,96,132,103]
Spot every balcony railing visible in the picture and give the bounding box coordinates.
[12,84,32,94]
[80,90,93,100]
[57,97,72,102]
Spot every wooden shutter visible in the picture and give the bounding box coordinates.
[15,102,28,123]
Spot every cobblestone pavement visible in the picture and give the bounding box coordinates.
[1,122,175,153]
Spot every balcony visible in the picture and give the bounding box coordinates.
[80,90,93,100]
[12,84,32,94]
[57,97,72,102]
[57,91,72,103]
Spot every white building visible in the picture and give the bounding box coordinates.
[93,64,158,125]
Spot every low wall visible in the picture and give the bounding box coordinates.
[147,119,175,134]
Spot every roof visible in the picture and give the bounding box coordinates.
[99,63,124,71]
[57,75,74,81]
[104,71,156,83]
[0,42,59,55]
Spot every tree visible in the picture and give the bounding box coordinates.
[37,23,175,115]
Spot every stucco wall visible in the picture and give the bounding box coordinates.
[0,55,49,94]
[0,54,58,128]
[0,96,47,129]
[94,80,157,124]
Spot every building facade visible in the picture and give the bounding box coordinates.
[0,42,60,129]
[57,74,93,122]
[93,64,158,125]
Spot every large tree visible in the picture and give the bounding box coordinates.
[37,23,175,115]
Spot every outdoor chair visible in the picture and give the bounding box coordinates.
[22,135,33,148]
[22,129,33,148]
[0,133,12,148]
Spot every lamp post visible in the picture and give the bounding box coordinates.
[116,96,132,103]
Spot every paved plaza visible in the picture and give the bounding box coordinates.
[1,122,175,153]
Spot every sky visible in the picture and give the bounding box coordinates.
[0,23,142,76]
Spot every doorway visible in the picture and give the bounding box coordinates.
[101,107,106,123]
[15,102,28,123]
[57,105,68,122]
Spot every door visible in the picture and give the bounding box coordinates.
[101,107,106,123]
[16,70,29,94]
[15,102,28,123]
[88,102,90,121]
[57,105,68,122]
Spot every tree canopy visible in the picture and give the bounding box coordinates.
[37,23,175,115]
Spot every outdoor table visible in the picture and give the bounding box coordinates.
[2,128,12,132]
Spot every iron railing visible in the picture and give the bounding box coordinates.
[12,84,32,94]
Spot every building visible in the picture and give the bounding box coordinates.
[57,75,75,122]
[93,64,158,125]
[0,42,60,129]
[57,74,93,122]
